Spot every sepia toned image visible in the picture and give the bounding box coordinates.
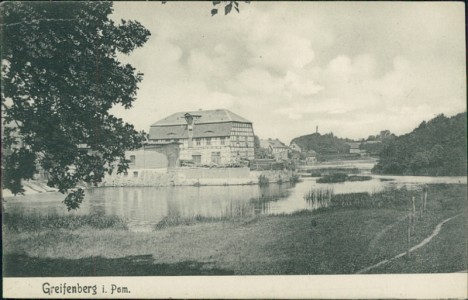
[1,1,467,298]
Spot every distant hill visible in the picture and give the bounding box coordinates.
[372,112,467,176]
[290,132,350,155]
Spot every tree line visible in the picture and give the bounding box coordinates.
[372,112,467,176]
[290,132,350,155]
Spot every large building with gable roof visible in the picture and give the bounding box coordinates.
[148,109,255,165]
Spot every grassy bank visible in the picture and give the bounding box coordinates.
[3,184,467,276]
[3,213,128,231]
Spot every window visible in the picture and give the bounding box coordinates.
[206,138,211,145]
[123,172,128,177]
[196,139,201,146]
[133,171,138,178]
[220,137,225,145]
[211,152,221,164]
[130,155,136,164]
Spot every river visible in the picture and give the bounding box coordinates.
[4,174,466,231]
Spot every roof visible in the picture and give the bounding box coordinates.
[260,138,288,149]
[151,109,251,126]
[149,123,233,139]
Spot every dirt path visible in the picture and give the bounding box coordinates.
[356,214,461,274]
[368,214,409,250]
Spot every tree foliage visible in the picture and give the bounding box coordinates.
[359,129,396,156]
[209,1,250,16]
[1,2,150,209]
[253,135,271,159]
[372,112,467,176]
[290,132,350,155]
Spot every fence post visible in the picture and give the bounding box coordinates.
[407,214,411,258]
[420,194,424,218]
[411,196,416,234]
[424,191,427,212]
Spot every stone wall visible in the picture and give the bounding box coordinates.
[100,168,173,187]
[126,150,168,169]
[100,167,294,187]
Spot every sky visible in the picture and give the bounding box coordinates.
[110,1,466,144]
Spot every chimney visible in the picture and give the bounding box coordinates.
[184,113,195,148]
[316,126,318,133]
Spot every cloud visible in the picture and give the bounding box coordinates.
[110,2,465,143]
[284,71,323,96]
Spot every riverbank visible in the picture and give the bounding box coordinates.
[3,184,466,276]
[2,169,295,197]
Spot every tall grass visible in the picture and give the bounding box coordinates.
[154,215,224,229]
[303,188,334,209]
[155,200,256,230]
[3,213,128,232]
[304,186,419,212]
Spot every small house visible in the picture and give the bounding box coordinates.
[260,138,289,161]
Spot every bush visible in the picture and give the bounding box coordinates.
[317,173,348,183]
[347,175,372,182]
[290,174,301,184]
[258,174,269,186]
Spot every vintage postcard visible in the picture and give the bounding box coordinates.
[1,1,467,298]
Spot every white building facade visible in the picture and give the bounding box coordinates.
[149,109,255,165]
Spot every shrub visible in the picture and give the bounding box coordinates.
[258,174,269,186]
[290,174,301,184]
[347,175,372,182]
[317,173,348,183]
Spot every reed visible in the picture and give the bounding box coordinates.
[154,215,224,229]
[303,188,334,208]
[3,212,128,232]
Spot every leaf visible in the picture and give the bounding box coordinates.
[212,1,221,5]
[211,8,218,16]
[225,3,233,15]
[1,2,150,209]
[235,6,239,13]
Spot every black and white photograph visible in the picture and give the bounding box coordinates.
[1,1,467,298]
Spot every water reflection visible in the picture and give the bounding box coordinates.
[4,176,466,228]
